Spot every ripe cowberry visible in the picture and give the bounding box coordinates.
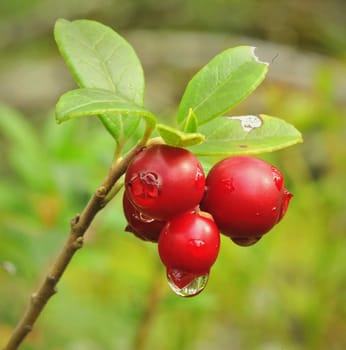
[201,156,292,245]
[158,211,220,296]
[158,211,220,274]
[125,144,205,221]
[122,193,165,242]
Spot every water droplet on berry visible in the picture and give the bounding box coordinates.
[167,268,209,297]
[195,166,205,189]
[139,212,155,223]
[221,178,235,191]
[271,167,283,191]
[189,238,206,248]
[127,171,160,206]
[277,189,293,222]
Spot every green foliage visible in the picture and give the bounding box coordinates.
[0,103,53,190]
[177,46,268,126]
[54,19,144,103]
[54,18,146,145]
[182,109,199,133]
[156,124,204,148]
[55,88,157,128]
[54,19,302,157]
[188,114,303,156]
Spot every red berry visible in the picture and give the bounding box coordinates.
[230,236,262,247]
[201,156,293,243]
[125,144,205,221]
[122,193,165,242]
[158,211,220,274]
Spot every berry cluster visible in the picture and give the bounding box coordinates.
[123,144,292,296]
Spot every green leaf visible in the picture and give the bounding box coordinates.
[54,19,145,142]
[55,88,157,129]
[54,18,144,104]
[177,46,268,126]
[183,108,198,133]
[98,113,141,144]
[157,124,205,147]
[188,114,303,156]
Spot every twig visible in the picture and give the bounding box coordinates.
[3,136,150,350]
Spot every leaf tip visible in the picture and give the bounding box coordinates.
[251,47,269,66]
[54,18,69,31]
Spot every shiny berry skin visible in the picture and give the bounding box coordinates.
[125,144,205,221]
[201,156,293,243]
[158,211,220,274]
[122,193,165,242]
[230,236,262,247]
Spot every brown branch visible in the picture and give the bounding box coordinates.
[3,139,148,350]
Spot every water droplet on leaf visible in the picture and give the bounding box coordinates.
[229,115,263,132]
[167,268,209,297]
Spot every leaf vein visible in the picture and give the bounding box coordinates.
[193,62,247,115]
[74,31,118,92]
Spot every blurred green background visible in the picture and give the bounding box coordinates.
[1,1,346,349]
